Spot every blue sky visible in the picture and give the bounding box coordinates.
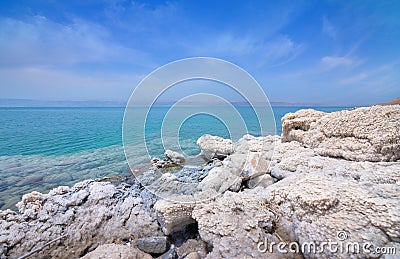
[0,0,399,105]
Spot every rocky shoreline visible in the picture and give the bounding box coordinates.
[1,105,399,258]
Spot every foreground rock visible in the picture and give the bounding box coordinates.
[154,197,196,235]
[81,244,152,259]
[136,236,169,254]
[282,105,400,162]
[0,180,162,258]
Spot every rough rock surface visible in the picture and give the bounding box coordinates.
[282,105,400,162]
[192,190,277,258]
[198,134,274,192]
[81,244,152,259]
[138,164,217,198]
[176,239,208,258]
[196,134,234,161]
[153,197,196,235]
[136,236,169,254]
[0,180,162,258]
[191,136,400,258]
[165,150,186,165]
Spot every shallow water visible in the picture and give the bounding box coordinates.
[0,106,349,210]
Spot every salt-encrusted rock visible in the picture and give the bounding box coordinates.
[176,239,208,258]
[235,134,276,154]
[281,109,325,142]
[145,172,198,197]
[240,151,269,180]
[136,236,169,254]
[185,251,201,259]
[0,180,162,258]
[165,149,185,165]
[197,134,233,161]
[192,190,286,258]
[270,137,400,184]
[81,244,152,259]
[198,135,275,193]
[153,197,196,235]
[139,164,217,198]
[247,174,275,189]
[281,105,400,162]
[258,171,400,258]
[158,244,177,258]
[16,191,45,219]
[197,166,241,192]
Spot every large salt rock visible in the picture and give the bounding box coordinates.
[281,105,400,162]
[192,190,299,258]
[0,180,162,258]
[198,135,275,192]
[192,136,400,258]
[153,197,196,235]
[81,244,152,259]
[259,171,400,258]
[196,134,233,161]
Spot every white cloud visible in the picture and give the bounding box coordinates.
[339,72,368,85]
[321,55,362,69]
[322,16,336,39]
[261,36,304,67]
[339,63,397,87]
[188,33,303,68]
[0,16,150,68]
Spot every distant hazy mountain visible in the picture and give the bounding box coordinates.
[0,99,127,107]
[0,99,324,107]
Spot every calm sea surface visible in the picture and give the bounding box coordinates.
[0,106,349,210]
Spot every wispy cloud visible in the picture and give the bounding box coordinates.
[0,16,151,68]
[321,55,362,69]
[188,34,303,68]
[339,63,397,86]
[322,16,337,39]
[339,72,367,85]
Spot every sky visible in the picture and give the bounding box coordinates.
[0,0,399,106]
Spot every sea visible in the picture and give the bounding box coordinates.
[0,106,350,210]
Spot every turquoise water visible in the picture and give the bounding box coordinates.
[0,106,349,210]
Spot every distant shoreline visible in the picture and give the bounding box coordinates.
[0,98,364,108]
